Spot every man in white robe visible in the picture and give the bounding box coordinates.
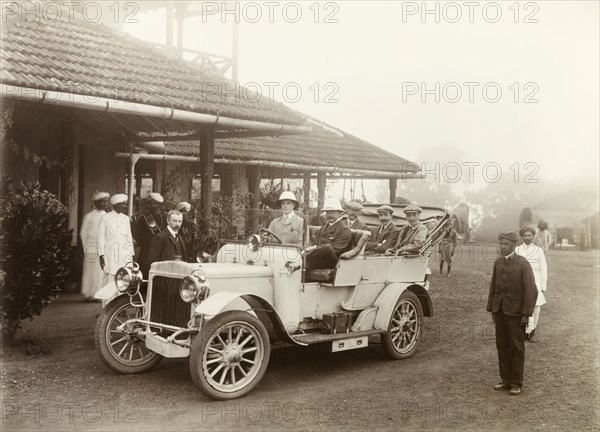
[80,192,109,300]
[516,226,548,343]
[98,194,134,286]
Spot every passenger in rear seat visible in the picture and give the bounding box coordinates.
[345,201,369,231]
[304,198,352,270]
[385,205,428,255]
[365,205,400,255]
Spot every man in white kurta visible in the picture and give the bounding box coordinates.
[516,226,548,343]
[80,192,109,300]
[98,194,134,286]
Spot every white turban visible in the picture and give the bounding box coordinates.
[177,202,191,212]
[149,192,164,203]
[93,192,109,201]
[110,194,128,205]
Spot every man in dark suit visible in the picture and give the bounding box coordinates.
[146,210,187,271]
[345,201,369,231]
[487,231,538,396]
[365,205,400,254]
[305,198,352,270]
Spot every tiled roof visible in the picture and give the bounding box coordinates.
[1,9,417,175]
[167,117,419,174]
[0,15,304,126]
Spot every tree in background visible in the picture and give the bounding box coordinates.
[0,182,73,343]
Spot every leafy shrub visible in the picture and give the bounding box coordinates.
[0,182,72,341]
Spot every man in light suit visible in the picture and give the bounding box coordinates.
[80,191,109,300]
[385,205,428,255]
[147,210,187,269]
[98,194,134,285]
[365,205,400,254]
[516,226,548,343]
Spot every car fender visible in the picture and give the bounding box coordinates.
[373,283,411,331]
[373,282,433,331]
[195,291,303,346]
[94,282,122,308]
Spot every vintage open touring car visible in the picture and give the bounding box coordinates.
[94,204,452,400]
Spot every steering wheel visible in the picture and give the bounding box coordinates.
[258,228,283,244]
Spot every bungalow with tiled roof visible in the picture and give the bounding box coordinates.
[1,4,419,244]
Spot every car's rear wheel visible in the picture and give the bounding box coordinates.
[381,290,423,359]
[189,311,270,400]
[95,294,162,374]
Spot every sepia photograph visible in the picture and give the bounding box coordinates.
[0,1,598,431]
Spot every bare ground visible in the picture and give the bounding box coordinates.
[1,245,599,432]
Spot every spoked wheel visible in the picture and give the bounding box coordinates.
[381,290,423,359]
[189,311,270,400]
[95,294,162,373]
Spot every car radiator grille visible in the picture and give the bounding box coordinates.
[149,276,191,329]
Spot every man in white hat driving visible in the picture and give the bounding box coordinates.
[305,198,352,270]
[80,192,109,301]
[98,194,134,285]
[267,191,304,245]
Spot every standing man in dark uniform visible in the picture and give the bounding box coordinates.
[487,231,538,395]
[147,210,187,270]
[365,205,400,254]
[305,198,352,270]
[133,192,165,276]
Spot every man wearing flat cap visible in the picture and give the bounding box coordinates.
[80,192,109,301]
[365,205,400,254]
[345,201,368,231]
[487,231,538,395]
[516,226,548,343]
[98,194,134,286]
[385,205,428,255]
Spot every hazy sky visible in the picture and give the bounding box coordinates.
[125,1,599,188]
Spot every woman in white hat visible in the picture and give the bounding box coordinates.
[267,191,303,245]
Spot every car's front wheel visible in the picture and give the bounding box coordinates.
[95,294,163,374]
[381,290,423,359]
[189,311,271,400]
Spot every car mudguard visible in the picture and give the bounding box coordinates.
[195,291,304,346]
[373,283,433,331]
[94,281,122,308]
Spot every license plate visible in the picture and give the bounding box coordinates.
[331,336,368,352]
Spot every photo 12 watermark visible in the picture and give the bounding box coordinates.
[2,401,139,424]
[399,400,538,424]
[1,1,140,24]
[199,1,340,24]
[198,401,342,424]
[400,1,540,24]
[405,161,540,184]
[401,82,540,104]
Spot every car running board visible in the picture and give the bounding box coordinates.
[290,329,383,345]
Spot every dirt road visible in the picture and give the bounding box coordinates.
[2,245,599,431]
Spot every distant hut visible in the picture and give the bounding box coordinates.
[521,186,599,249]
